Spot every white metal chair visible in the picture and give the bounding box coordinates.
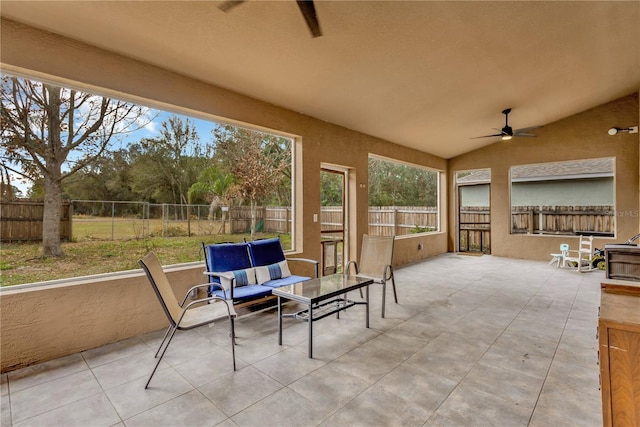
[346,234,398,318]
[139,252,237,389]
[562,236,594,272]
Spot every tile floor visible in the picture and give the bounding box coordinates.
[1,253,604,426]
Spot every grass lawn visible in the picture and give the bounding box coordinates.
[0,232,288,287]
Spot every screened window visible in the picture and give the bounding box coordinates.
[510,158,615,236]
[1,72,295,262]
[368,155,440,236]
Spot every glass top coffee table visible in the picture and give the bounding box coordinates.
[272,273,374,358]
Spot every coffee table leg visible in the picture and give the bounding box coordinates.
[366,284,370,328]
[308,302,313,358]
[278,296,283,346]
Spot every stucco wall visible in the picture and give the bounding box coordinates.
[0,263,204,372]
[449,93,640,260]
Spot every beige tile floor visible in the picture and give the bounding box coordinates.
[1,253,604,426]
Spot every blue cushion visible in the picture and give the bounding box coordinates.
[248,237,286,267]
[204,242,251,284]
[261,275,311,289]
[211,284,273,301]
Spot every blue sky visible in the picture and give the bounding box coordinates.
[116,109,219,149]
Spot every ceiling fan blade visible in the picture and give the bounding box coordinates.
[296,0,322,37]
[218,0,245,13]
[471,133,503,139]
[513,126,540,137]
[514,126,540,133]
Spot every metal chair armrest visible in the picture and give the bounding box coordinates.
[345,260,359,275]
[287,257,320,278]
[179,296,237,324]
[180,283,215,307]
[203,271,234,291]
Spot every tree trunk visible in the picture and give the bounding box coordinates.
[250,199,257,241]
[42,174,64,257]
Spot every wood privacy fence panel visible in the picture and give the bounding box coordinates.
[263,207,291,234]
[0,200,72,242]
[228,206,291,234]
[368,207,438,236]
[459,206,491,253]
[511,205,615,235]
[321,207,344,232]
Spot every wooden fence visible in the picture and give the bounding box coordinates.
[2,200,613,242]
[368,206,438,236]
[511,205,615,235]
[0,199,72,242]
[229,206,291,234]
[459,206,491,253]
[230,206,441,236]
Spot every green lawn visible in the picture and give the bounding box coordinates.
[0,232,289,287]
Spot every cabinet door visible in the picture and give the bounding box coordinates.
[608,328,640,426]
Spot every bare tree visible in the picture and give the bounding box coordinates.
[213,125,290,240]
[0,75,147,256]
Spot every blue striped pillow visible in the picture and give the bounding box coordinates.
[256,261,291,284]
[221,267,256,288]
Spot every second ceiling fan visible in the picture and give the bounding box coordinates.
[473,108,539,141]
[218,0,322,38]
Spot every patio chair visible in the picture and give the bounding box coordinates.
[562,235,594,272]
[139,252,237,389]
[346,234,398,318]
[549,243,569,268]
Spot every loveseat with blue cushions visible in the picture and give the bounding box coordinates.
[202,237,319,305]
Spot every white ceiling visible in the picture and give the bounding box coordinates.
[1,0,639,159]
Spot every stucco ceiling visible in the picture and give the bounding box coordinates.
[1,1,638,159]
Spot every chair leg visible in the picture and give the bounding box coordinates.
[145,325,178,389]
[381,280,387,318]
[154,326,172,358]
[389,269,398,304]
[230,318,237,371]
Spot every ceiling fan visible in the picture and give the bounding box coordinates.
[472,108,539,141]
[218,0,322,38]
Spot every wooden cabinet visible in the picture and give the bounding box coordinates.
[599,281,640,426]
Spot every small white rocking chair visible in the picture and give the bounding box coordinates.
[562,236,594,272]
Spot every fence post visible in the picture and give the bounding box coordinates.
[162,204,166,237]
[111,201,115,240]
[67,202,73,242]
[187,204,192,237]
[394,208,399,236]
[145,202,149,238]
[539,205,543,233]
[528,208,534,234]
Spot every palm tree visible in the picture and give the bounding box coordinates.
[188,167,235,233]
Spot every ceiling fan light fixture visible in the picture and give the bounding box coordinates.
[501,135,513,141]
[609,126,639,135]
